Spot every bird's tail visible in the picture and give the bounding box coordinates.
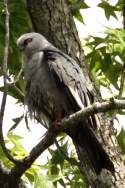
[67,121,114,175]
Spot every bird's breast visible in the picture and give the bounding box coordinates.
[24,57,73,120]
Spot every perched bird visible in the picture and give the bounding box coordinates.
[17,33,114,175]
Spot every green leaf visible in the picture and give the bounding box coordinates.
[50,164,60,175]
[49,143,68,168]
[98,1,117,19]
[48,174,64,183]
[25,171,34,183]
[34,172,55,188]
[103,62,122,88]
[68,0,89,9]
[117,111,125,115]
[7,132,23,142]
[68,0,88,23]
[7,133,27,157]
[101,53,112,72]
[74,10,84,23]
[117,129,125,154]
[9,115,23,132]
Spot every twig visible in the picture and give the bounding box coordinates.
[7,55,24,97]
[13,85,24,97]
[1,54,24,98]
[13,54,24,85]
[0,0,22,165]
[10,98,125,178]
[14,69,23,84]
[8,83,24,97]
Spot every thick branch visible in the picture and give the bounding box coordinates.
[10,98,125,178]
[61,98,125,129]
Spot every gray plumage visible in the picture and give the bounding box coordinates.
[17,32,114,174]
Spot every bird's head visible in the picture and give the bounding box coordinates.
[17,32,51,58]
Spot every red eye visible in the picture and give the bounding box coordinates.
[24,38,32,46]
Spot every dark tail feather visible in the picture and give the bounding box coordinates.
[67,122,114,174]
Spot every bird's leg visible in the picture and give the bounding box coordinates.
[49,111,65,132]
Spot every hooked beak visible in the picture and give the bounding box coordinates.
[16,38,25,51]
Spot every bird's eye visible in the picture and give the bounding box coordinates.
[24,38,32,46]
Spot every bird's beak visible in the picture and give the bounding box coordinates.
[16,38,25,51]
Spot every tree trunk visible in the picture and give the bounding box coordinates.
[26,0,125,187]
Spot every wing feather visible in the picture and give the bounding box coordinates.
[44,49,91,109]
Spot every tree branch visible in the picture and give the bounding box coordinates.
[60,98,125,129]
[10,98,125,178]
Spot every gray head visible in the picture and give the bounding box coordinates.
[17,32,51,57]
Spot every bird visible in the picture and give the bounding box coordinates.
[17,32,114,176]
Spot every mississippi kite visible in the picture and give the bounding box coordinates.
[17,32,114,174]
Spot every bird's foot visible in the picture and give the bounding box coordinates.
[50,120,61,131]
[49,111,65,132]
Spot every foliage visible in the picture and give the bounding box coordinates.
[0,0,125,187]
[84,29,124,91]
